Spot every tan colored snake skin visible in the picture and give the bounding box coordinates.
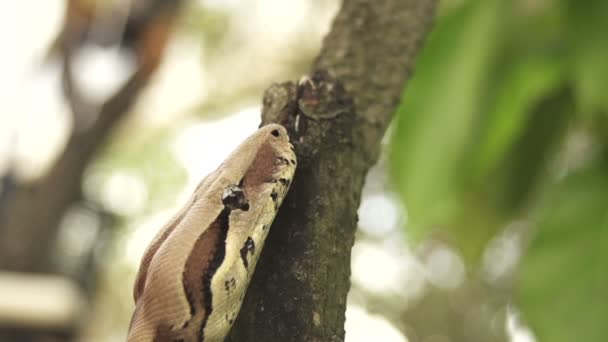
[127,124,296,342]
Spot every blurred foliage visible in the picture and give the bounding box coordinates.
[389,0,608,340]
[182,4,231,57]
[517,161,608,342]
[94,126,187,214]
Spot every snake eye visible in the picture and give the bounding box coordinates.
[222,184,249,211]
[271,129,280,137]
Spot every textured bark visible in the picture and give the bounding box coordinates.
[227,1,437,341]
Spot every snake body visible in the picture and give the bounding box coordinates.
[127,124,296,341]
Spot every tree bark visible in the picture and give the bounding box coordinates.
[227,1,437,341]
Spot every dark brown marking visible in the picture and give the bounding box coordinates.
[153,324,182,342]
[241,141,281,188]
[271,190,279,202]
[221,184,249,211]
[224,311,236,325]
[275,156,289,166]
[240,237,256,269]
[279,178,290,186]
[224,278,236,293]
[290,159,296,165]
[182,208,231,341]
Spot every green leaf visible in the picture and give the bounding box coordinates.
[451,86,573,262]
[481,86,573,212]
[517,163,608,342]
[97,128,187,211]
[389,0,506,240]
[471,55,564,178]
[567,0,608,115]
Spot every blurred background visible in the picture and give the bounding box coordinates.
[0,0,606,341]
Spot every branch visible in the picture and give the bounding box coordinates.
[0,69,150,272]
[227,1,437,341]
[0,0,184,274]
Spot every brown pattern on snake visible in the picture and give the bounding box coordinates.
[239,237,256,270]
[133,201,193,302]
[181,207,231,341]
[153,324,183,342]
[127,124,295,342]
[242,140,280,189]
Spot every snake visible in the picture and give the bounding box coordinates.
[127,124,296,341]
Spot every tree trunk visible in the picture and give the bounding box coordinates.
[227,1,437,341]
